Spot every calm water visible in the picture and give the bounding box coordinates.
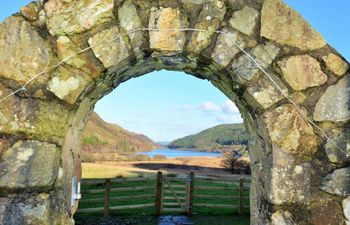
[137,149,221,158]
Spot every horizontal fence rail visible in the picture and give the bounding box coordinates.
[77,172,251,216]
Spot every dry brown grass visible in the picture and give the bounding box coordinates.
[82,156,227,179]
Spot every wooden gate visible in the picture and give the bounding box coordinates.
[155,171,194,215]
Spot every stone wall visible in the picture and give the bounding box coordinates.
[0,0,349,224]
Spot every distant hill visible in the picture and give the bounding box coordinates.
[157,141,171,147]
[81,112,159,161]
[168,124,248,154]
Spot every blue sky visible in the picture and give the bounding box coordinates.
[1,1,349,141]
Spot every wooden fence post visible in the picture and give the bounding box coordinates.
[155,171,164,215]
[104,179,111,217]
[238,178,244,215]
[187,171,194,215]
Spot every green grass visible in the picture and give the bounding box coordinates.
[75,177,250,224]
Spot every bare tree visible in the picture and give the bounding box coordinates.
[221,150,242,174]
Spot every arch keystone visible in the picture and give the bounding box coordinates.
[149,7,188,54]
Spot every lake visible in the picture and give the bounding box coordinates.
[137,149,222,158]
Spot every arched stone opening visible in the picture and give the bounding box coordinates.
[0,0,349,224]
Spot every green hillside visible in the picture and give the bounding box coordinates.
[81,112,159,161]
[168,124,248,153]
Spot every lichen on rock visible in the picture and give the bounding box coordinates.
[229,6,259,36]
[320,167,350,197]
[323,53,349,77]
[187,0,226,54]
[0,17,53,85]
[211,27,245,67]
[271,210,295,225]
[47,66,92,105]
[267,147,312,205]
[277,55,328,91]
[44,0,115,36]
[88,27,131,68]
[313,74,350,123]
[118,0,143,51]
[56,36,101,77]
[245,74,288,109]
[149,7,188,54]
[0,140,60,191]
[264,104,318,157]
[261,0,326,50]
[231,42,280,84]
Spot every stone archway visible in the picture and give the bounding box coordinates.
[0,0,349,224]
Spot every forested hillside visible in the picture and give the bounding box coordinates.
[168,124,248,153]
[81,112,159,161]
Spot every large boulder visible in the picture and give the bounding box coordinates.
[0,93,69,142]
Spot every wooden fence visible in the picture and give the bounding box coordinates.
[77,172,250,216]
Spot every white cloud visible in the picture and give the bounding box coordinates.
[216,114,243,124]
[200,101,222,112]
[222,100,239,114]
[175,99,243,128]
[178,100,240,115]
